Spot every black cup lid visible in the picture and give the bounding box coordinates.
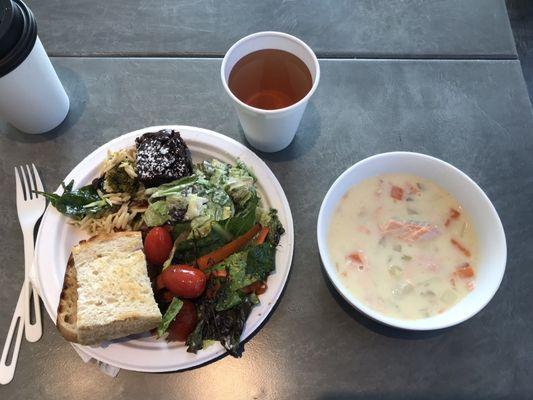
[0,0,22,59]
[0,0,37,78]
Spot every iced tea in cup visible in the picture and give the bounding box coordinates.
[221,31,320,152]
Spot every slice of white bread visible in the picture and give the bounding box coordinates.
[56,231,162,345]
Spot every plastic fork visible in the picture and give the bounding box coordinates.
[0,287,24,385]
[15,164,46,342]
[0,165,46,384]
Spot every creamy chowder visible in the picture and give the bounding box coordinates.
[328,174,479,319]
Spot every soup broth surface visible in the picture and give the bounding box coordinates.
[328,174,479,319]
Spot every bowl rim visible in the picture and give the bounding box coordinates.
[317,151,507,330]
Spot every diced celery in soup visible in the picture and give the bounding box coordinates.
[327,174,478,320]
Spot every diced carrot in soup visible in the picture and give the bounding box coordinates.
[444,208,461,227]
[455,263,475,278]
[347,252,363,264]
[346,251,367,271]
[390,185,404,200]
[450,208,461,219]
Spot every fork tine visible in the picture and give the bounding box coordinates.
[25,164,36,198]
[19,165,31,200]
[31,164,44,195]
[14,167,25,201]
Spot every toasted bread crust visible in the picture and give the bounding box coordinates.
[56,231,161,346]
[75,230,142,248]
[56,254,79,343]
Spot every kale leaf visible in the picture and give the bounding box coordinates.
[258,208,285,246]
[37,180,108,219]
[265,209,285,246]
[186,296,255,357]
[215,280,243,311]
[185,318,205,353]
[246,243,275,281]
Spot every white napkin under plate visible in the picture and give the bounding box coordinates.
[29,260,120,377]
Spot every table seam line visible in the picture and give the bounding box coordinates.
[47,53,518,61]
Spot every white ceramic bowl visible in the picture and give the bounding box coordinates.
[317,152,507,330]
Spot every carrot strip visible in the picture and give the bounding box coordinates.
[197,224,261,270]
[450,238,471,257]
[390,185,404,200]
[256,282,268,295]
[256,226,269,245]
[212,269,228,278]
[241,281,267,295]
[241,282,260,294]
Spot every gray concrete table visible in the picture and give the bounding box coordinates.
[508,0,533,99]
[1,58,533,399]
[26,0,517,58]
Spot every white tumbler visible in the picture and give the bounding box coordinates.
[0,0,69,134]
[221,32,320,153]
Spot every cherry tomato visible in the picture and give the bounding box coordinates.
[144,227,173,266]
[161,265,206,299]
[167,300,198,342]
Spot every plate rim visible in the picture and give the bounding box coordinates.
[34,125,294,372]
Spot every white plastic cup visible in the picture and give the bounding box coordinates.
[0,0,69,134]
[221,32,320,152]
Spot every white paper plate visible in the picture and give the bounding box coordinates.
[34,125,294,372]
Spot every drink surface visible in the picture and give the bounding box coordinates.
[228,49,312,110]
